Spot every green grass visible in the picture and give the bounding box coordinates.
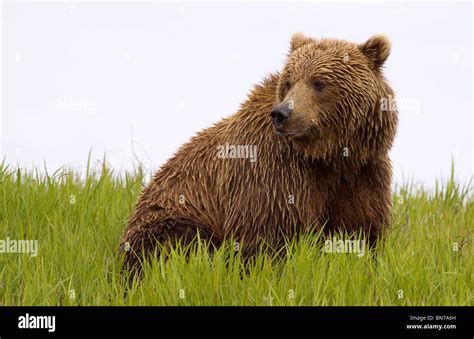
[0,159,472,306]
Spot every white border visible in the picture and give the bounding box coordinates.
[2,0,472,3]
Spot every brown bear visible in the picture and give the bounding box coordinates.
[120,33,398,272]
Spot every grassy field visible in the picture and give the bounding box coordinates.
[0,159,472,306]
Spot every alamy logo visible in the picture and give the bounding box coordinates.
[216,143,258,163]
[323,237,366,257]
[0,237,38,257]
[18,313,56,332]
[380,95,421,115]
[55,96,96,113]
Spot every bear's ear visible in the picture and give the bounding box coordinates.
[358,35,391,71]
[289,32,313,53]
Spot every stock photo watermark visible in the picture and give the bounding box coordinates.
[323,237,366,257]
[18,313,55,333]
[380,95,421,115]
[55,96,96,114]
[216,143,258,163]
[0,237,38,257]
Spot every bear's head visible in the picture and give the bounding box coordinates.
[272,33,397,166]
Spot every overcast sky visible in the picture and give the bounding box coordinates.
[1,1,472,188]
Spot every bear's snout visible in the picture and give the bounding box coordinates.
[270,103,292,130]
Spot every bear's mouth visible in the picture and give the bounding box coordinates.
[278,127,312,139]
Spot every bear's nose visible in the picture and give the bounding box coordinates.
[270,104,292,130]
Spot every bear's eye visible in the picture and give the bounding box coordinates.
[312,80,326,91]
[284,80,292,92]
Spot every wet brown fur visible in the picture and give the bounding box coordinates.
[120,33,398,273]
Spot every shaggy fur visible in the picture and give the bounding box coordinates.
[120,33,398,273]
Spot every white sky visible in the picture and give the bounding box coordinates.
[1,1,473,188]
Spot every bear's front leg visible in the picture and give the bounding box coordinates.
[326,159,393,248]
[119,214,209,276]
